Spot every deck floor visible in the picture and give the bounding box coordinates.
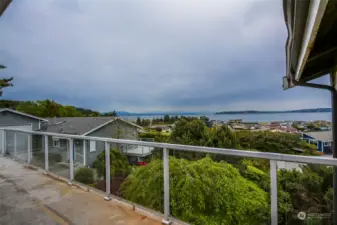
[0,157,162,225]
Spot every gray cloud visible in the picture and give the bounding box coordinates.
[0,0,331,112]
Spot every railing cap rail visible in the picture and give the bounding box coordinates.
[1,127,337,166]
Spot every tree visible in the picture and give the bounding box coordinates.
[0,64,13,96]
[170,119,207,146]
[92,148,129,178]
[0,100,20,109]
[136,117,141,126]
[14,99,101,118]
[166,119,240,161]
[163,114,170,123]
[126,116,332,224]
[121,156,268,225]
[103,110,117,116]
[278,165,333,224]
[237,131,317,155]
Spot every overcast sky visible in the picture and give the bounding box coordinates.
[0,0,331,112]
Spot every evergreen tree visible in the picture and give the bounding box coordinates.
[0,64,13,96]
[136,117,141,125]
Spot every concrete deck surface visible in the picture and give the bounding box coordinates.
[0,157,162,225]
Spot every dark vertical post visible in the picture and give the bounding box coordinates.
[330,69,337,224]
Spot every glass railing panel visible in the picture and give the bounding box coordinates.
[72,140,163,213]
[14,131,29,162]
[78,140,108,190]
[167,149,271,224]
[119,146,164,214]
[48,136,70,178]
[3,130,15,158]
[278,161,333,225]
[30,134,45,169]
[73,139,85,167]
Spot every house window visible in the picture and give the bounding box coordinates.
[53,139,60,148]
[90,140,96,152]
[324,142,331,147]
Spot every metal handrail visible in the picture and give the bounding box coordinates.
[1,127,336,165]
[1,127,337,225]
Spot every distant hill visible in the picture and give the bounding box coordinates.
[116,111,209,116]
[0,99,100,117]
[215,108,332,114]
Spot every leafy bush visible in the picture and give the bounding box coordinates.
[278,165,333,224]
[92,148,129,178]
[121,156,268,225]
[75,167,94,184]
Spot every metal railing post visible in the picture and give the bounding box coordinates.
[44,135,49,172]
[27,134,31,164]
[83,139,86,166]
[1,130,6,155]
[162,148,171,224]
[13,132,17,158]
[270,160,278,225]
[69,138,74,184]
[104,142,111,201]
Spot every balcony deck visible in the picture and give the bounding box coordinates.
[0,157,162,225]
[2,128,337,224]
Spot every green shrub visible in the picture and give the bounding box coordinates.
[75,167,94,184]
[92,148,130,178]
[121,156,268,225]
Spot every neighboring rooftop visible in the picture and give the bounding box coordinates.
[0,108,48,121]
[44,117,116,135]
[283,0,337,87]
[305,131,332,141]
[42,117,142,135]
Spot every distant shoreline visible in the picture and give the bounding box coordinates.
[215,108,331,115]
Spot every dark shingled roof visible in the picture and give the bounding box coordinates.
[42,117,116,135]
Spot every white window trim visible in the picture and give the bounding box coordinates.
[53,139,60,148]
[90,140,96,152]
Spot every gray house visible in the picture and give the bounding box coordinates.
[39,116,152,167]
[0,109,153,169]
[0,108,47,161]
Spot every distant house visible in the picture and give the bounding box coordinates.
[228,119,243,123]
[38,117,149,166]
[319,126,331,131]
[229,121,259,131]
[269,124,280,129]
[149,125,172,133]
[231,124,246,130]
[241,122,259,129]
[302,131,332,153]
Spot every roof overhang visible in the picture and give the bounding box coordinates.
[283,0,337,89]
[0,0,11,17]
[0,108,48,122]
